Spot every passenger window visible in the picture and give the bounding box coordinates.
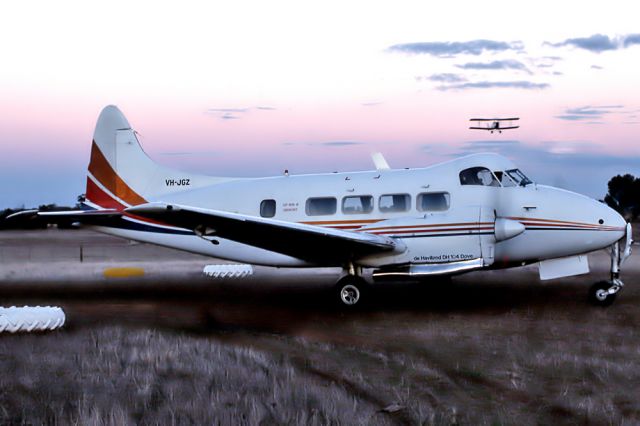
[260,199,276,218]
[459,167,500,186]
[417,192,450,212]
[306,197,337,216]
[379,194,410,213]
[342,195,374,214]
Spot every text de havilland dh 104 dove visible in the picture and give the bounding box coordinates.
[30,106,634,307]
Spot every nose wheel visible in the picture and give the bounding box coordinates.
[588,280,620,307]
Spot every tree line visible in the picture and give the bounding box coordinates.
[604,174,640,221]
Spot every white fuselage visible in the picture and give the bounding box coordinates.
[93,153,627,270]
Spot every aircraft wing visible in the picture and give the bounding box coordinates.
[469,126,491,130]
[499,126,520,130]
[126,202,403,264]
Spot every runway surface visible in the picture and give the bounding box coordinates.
[0,228,639,425]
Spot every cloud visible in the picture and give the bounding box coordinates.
[207,108,249,113]
[455,59,531,74]
[318,141,364,147]
[388,39,520,57]
[459,139,596,158]
[458,140,521,149]
[206,106,276,120]
[221,113,240,120]
[437,80,549,90]
[546,33,640,53]
[555,105,624,121]
[555,115,587,121]
[623,34,640,47]
[361,101,382,107]
[591,64,603,70]
[284,141,365,147]
[550,34,617,52]
[158,151,218,156]
[422,73,467,83]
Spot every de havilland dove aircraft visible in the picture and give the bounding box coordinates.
[31,106,633,307]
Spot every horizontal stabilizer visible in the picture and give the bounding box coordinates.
[5,209,123,227]
[38,209,121,217]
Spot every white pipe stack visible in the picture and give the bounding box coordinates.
[203,264,254,279]
[0,306,66,333]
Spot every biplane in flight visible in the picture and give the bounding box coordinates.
[469,117,520,133]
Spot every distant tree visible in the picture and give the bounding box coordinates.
[605,174,640,221]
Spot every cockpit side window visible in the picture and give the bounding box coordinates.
[506,169,533,186]
[459,167,500,187]
[494,171,516,187]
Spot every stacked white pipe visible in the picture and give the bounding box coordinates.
[0,306,65,333]
[203,264,254,279]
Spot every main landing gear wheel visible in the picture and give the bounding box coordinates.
[588,281,618,307]
[335,276,367,308]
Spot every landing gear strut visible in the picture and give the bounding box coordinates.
[589,228,633,306]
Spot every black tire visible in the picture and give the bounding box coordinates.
[334,276,367,308]
[588,281,617,307]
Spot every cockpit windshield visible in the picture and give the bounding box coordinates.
[506,169,533,187]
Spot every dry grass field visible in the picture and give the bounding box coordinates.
[0,229,639,425]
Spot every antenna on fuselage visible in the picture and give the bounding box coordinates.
[371,152,390,171]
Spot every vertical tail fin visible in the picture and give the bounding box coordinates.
[85,105,229,210]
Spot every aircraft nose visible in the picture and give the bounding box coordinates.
[598,202,626,242]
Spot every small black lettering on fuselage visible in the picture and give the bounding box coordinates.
[414,253,474,262]
[165,178,191,187]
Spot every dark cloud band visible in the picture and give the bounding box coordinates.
[388,40,519,57]
[438,80,549,90]
[547,33,640,53]
[455,59,530,74]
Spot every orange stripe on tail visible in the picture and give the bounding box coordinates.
[87,140,147,208]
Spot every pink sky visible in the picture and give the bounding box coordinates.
[1,1,639,208]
